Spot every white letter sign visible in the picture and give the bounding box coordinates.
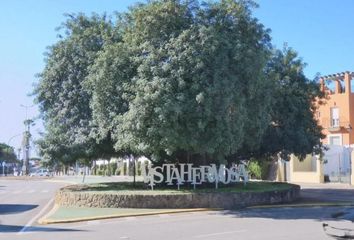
[141,163,249,190]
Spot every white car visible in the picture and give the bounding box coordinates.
[30,169,50,177]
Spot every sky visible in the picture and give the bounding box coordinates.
[0,0,354,157]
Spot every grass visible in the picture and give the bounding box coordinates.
[63,181,293,194]
[40,206,215,224]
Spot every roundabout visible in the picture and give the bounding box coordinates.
[55,182,300,210]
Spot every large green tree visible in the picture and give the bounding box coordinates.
[86,0,273,164]
[258,47,324,160]
[35,0,324,167]
[35,13,117,164]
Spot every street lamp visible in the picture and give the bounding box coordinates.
[20,104,35,175]
[20,104,34,122]
[8,134,22,147]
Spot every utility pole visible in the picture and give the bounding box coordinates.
[20,104,34,176]
[21,119,34,175]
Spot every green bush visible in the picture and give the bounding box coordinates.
[97,169,104,176]
[110,162,117,176]
[247,159,270,180]
[123,162,127,175]
[92,166,97,175]
[248,161,262,179]
[137,161,142,176]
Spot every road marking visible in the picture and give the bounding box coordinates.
[12,190,22,194]
[193,230,247,238]
[41,190,49,193]
[27,190,36,194]
[124,217,137,221]
[17,198,54,235]
[158,214,170,218]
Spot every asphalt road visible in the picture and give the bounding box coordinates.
[1,178,354,240]
[0,178,66,238]
[5,207,352,240]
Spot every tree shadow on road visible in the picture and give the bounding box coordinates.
[0,204,38,214]
[0,224,86,233]
[218,206,354,221]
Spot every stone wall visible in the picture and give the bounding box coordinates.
[55,184,300,209]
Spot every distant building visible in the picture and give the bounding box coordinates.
[317,71,354,146]
[277,71,354,184]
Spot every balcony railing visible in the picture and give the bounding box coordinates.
[320,118,351,132]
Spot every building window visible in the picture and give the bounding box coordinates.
[330,107,339,127]
[329,136,341,145]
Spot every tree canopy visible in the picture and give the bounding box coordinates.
[259,47,324,160]
[0,143,17,162]
[35,13,117,165]
[34,0,324,167]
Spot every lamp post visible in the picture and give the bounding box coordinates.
[20,104,35,176]
[22,120,34,175]
[20,104,34,122]
[8,134,22,147]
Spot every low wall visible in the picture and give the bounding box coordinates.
[55,185,300,209]
[290,171,323,184]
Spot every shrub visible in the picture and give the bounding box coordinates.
[110,162,117,176]
[123,162,127,175]
[137,161,142,176]
[92,166,97,175]
[97,169,104,176]
[248,159,270,180]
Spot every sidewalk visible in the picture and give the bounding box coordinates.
[298,182,354,190]
[296,182,354,203]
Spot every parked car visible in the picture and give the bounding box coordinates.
[30,169,51,177]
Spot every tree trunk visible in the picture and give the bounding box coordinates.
[132,155,136,187]
[203,153,207,165]
[267,155,279,181]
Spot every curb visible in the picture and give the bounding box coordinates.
[38,207,221,225]
[246,202,354,209]
[38,204,60,224]
[39,202,354,224]
[45,179,78,184]
[0,176,53,180]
